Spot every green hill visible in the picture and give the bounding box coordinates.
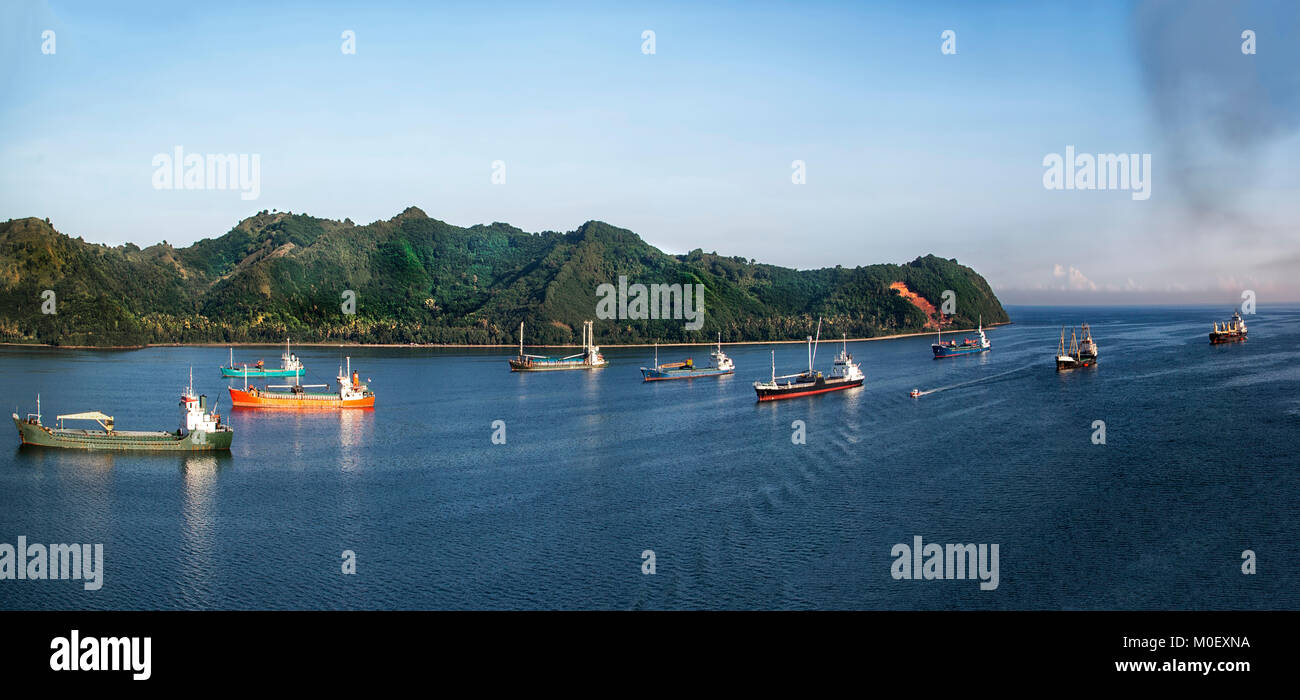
[0,210,1008,346]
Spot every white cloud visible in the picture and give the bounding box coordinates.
[1052,264,1097,291]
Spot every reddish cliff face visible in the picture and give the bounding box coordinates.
[889,281,941,329]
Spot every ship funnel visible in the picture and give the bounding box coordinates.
[199,394,207,411]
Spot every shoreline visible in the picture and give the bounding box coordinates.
[0,322,1010,351]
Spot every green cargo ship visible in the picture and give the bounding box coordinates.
[12,380,233,452]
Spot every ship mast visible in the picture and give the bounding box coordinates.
[771,349,776,383]
[811,317,822,368]
[519,321,524,358]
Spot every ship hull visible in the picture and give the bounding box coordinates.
[1056,358,1097,371]
[220,367,305,378]
[227,387,374,409]
[1209,333,1246,344]
[754,377,863,401]
[641,367,733,381]
[13,415,232,451]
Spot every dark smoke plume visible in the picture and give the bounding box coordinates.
[1133,0,1300,228]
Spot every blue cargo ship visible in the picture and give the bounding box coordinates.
[931,318,990,358]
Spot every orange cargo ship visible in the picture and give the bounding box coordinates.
[229,357,375,409]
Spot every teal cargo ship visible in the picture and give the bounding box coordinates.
[220,339,306,378]
[931,318,991,358]
[12,379,233,452]
[509,321,608,371]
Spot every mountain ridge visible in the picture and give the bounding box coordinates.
[0,210,1009,346]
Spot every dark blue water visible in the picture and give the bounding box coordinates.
[1,305,1297,609]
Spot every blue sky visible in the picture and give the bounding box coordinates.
[2,0,1297,303]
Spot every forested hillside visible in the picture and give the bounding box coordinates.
[0,209,1008,346]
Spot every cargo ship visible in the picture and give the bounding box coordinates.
[1056,326,1097,371]
[12,374,232,451]
[1209,310,1248,344]
[753,323,864,401]
[228,357,374,409]
[932,317,990,358]
[640,334,734,381]
[509,321,608,371]
[1078,322,1099,362]
[220,338,306,378]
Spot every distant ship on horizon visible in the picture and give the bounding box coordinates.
[1209,310,1248,344]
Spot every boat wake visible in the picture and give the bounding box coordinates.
[912,363,1034,397]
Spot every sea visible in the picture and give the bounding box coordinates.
[1,305,1296,610]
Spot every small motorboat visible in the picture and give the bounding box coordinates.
[910,388,921,398]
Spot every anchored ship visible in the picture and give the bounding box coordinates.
[932,317,991,358]
[228,357,374,409]
[220,338,306,378]
[12,373,232,451]
[753,322,864,401]
[1056,326,1097,371]
[640,334,735,381]
[509,321,608,371]
[1078,322,1099,362]
[1209,310,1248,344]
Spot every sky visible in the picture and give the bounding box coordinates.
[2,0,1297,304]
